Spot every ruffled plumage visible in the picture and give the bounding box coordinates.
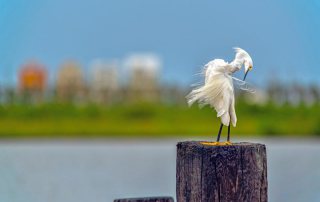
[187,59,237,126]
[187,48,254,127]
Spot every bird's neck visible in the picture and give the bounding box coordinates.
[230,58,244,72]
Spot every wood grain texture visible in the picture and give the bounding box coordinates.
[176,141,267,202]
[114,196,174,202]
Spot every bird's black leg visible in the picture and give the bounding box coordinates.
[216,123,223,142]
[227,124,231,142]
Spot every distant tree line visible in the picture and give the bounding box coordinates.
[1,58,319,107]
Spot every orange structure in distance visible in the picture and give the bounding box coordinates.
[19,61,47,93]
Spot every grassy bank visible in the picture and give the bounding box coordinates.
[0,102,319,138]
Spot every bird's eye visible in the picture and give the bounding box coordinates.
[249,66,253,70]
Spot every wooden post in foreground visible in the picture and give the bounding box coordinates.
[176,141,267,202]
[114,197,174,202]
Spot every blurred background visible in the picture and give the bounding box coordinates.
[0,0,320,201]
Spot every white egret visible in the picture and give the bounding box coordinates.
[187,48,253,145]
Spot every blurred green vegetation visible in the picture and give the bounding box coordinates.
[0,101,319,138]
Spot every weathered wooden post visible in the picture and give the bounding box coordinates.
[114,196,174,202]
[176,141,267,202]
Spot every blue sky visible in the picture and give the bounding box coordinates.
[0,0,319,87]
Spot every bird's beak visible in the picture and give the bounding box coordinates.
[243,70,249,81]
[243,66,252,81]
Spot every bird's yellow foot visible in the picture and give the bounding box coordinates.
[201,141,232,146]
[225,141,232,145]
[200,141,221,146]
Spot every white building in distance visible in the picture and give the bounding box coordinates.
[125,54,161,102]
[56,61,85,102]
[90,59,119,104]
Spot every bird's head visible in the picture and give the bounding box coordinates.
[234,47,253,81]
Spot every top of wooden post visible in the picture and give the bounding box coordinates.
[177,141,266,151]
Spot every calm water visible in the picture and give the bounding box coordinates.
[0,138,319,202]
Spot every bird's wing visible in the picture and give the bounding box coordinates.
[207,73,233,112]
[187,60,234,125]
[204,59,227,83]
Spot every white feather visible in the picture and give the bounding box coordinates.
[232,76,256,93]
[187,48,254,127]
